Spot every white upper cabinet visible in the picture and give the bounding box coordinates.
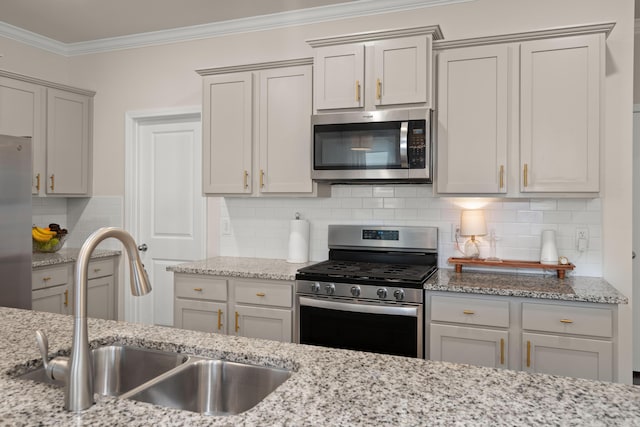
[314,44,365,110]
[202,72,253,194]
[434,24,609,196]
[373,36,429,106]
[436,44,509,194]
[199,59,326,197]
[308,26,442,112]
[520,34,602,193]
[46,88,92,195]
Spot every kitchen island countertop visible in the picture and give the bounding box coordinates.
[2,307,640,426]
[32,248,121,268]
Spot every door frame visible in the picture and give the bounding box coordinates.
[633,104,640,374]
[124,106,205,322]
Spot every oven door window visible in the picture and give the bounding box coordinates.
[314,122,402,170]
[299,304,418,357]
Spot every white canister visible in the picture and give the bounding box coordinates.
[540,230,559,265]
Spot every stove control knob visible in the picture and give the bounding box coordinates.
[350,286,361,297]
[325,283,335,295]
[311,282,320,293]
[393,289,405,301]
[377,288,388,299]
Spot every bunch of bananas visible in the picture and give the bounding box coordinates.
[32,226,57,243]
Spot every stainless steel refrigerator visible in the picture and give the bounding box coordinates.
[0,135,32,309]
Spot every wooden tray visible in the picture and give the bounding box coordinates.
[448,257,575,279]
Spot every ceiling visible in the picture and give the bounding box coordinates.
[0,0,358,43]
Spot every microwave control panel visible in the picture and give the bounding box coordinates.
[407,121,427,169]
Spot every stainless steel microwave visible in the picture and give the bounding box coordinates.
[311,109,432,183]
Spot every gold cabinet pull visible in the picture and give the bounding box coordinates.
[523,163,528,188]
[260,169,265,188]
[193,287,203,292]
[463,310,474,315]
[235,311,240,332]
[243,170,249,189]
[499,165,504,189]
[500,338,505,365]
[526,340,531,368]
[355,80,361,102]
[42,277,51,282]
[35,173,41,192]
[50,174,55,191]
[256,292,266,297]
[376,78,382,100]
[560,318,574,324]
[93,268,101,273]
[217,309,223,331]
[64,289,68,307]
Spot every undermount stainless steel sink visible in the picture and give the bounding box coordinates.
[18,344,292,415]
[19,345,188,396]
[121,359,292,416]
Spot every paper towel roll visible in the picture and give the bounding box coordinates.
[287,219,310,263]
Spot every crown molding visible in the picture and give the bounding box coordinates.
[306,24,444,47]
[0,0,472,57]
[0,68,95,96]
[196,58,313,76]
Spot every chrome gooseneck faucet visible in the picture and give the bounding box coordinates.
[36,227,152,412]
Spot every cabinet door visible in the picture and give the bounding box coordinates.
[522,332,612,381]
[46,88,91,195]
[32,284,71,315]
[87,276,115,320]
[436,45,509,193]
[374,36,428,106]
[174,299,227,334]
[430,323,508,369]
[0,77,45,195]
[202,73,253,194]
[258,66,313,193]
[314,44,364,110]
[231,305,292,342]
[520,34,601,192]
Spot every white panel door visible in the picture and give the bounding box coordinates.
[87,276,115,320]
[136,116,205,326]
[258,65,313,193]
[232,305,292,342]
[436,44,509,193]
[374,36,428,106]
[314,44,364,110]
[633,110,640,372]
[520,34,601,192]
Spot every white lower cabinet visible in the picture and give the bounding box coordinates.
[173,274,294,343]
[32,284,71,315]
[426,291,617,381]
[86,258,116,320]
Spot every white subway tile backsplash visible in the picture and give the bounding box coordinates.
[218,188,603,276]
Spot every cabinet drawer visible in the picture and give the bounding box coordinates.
[234,280,292,308]
[32,265,70,290]
[87,259,114,279]
[175,275,227,301]
[522,303,613,338]
[431,295,509,328]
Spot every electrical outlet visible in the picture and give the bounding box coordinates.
[576,227,589,251]
[222,218,231,236]
[451,224,460,242]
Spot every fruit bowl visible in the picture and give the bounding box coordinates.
[32,233,68,253]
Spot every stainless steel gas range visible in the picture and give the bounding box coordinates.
[295,224,438,358]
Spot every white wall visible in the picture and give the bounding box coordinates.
[3,0,634,382]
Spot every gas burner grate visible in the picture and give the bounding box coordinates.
[297,260,437,285]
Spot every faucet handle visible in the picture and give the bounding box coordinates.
[35,330,68,381]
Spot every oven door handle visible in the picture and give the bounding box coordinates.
[299,296,419,317]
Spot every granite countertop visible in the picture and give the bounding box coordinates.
[426,269,628,304]
[2,307,639,426]
[32,249,121,268]
[168,256,315,281]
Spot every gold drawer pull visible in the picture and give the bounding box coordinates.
[560,318,574,324]
[355,80,361,102]
[235,311,240,332]
[376,78,381,100]
[500,338,505,365]
[526,340,531,368]
[256,292,266,297]
[93,268,101,273]
[217,309,223,331]
[42,277,51,282]
[64,289,68,307]
[193,287,203,292]
[50,174,55,191]
[463,310,475,315]
[35,173,40,192]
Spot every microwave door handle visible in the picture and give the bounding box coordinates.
[399,121,409,168]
